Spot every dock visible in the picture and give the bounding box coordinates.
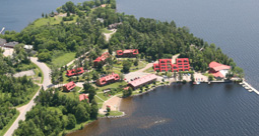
[0,27,5,34]
[241,81,259,95]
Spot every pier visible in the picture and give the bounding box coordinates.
[0,27,5,34]
[240,81,259,95]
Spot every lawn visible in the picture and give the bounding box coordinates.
[33,16,78,27]
[144,67,156,74]
[59,86,82,100]
[113,59,148,72]
[96,81,127,92]
[109,111,124,116]
[101,28,113,33]
[0,111,20,136]
[49,52,76,68]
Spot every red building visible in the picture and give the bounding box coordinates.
[128,74,157,89]
[79,94,89,102]
[63,81,76,92]
[96,73,120,86]
[94,52,109,66]
[209,61,231,78]
[116,49,139,57]
[66,67,84,77]
[153,58,190,72]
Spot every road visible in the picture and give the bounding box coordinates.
[4,57,52,136]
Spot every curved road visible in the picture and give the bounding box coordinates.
[4,57,52,136]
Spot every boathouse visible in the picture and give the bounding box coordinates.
[63,81,76,92]
[153,58,190,72]
[93,52,110,67]
[66,67,84,77]
[96,73,120,86]
[116,49,139,57]
[128,74,157,89]
[209,61,231,78]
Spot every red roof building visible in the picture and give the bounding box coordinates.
[96,73,120,86]
[66,67,84,77]
[79,94,89,102]
[153,58,190,72]
[209,61,231,78]
[63,81,76,92]
[128,74,157,89]
[116,49,139,57]
[94,52,109,67]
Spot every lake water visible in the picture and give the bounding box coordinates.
[68,83,259,136]
[1,0,259,135]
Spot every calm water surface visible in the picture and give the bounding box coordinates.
[1,0,259,135]
[69,83,259,136]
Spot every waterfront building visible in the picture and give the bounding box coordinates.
[79,94,89,102]
[153,58,190,72]
[66,67,84,77]
[93,52,109,67]
[116,49,139,57]
[128,74,157,89]
[108,22,122,29]
[63,81,76,92]
[4,41,19,48]
[209,61,231,78]
[96,73,120,86]
[0,39,6,46]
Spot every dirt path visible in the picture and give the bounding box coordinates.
[4,57,52,136]
[103,29,117,41]
[99,96,122,114]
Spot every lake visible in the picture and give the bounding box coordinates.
[1,0,259,135]
[68,83,259,136]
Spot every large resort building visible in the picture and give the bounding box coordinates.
[116,49,139,57]
[93,52,109,67]
[153,58,190,72]
[127,74,157,89]
[96,73,120,86]
[209,61,231,79]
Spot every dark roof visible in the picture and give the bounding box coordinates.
[4,41,19,48]
[0,39,6,46]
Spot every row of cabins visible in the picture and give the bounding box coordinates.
[154,58,190,72]
[63,81,88,102]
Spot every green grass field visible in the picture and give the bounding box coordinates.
[101,28,113,33]
[49,52,76,68]
[109,111,124,116]
[33,16,78,27]
[0,111,20,136]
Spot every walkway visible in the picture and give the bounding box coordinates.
[4,57,52,136]
[103,29,117,41]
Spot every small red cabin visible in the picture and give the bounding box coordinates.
[93,52,109,67]
[79,94,89,102]
[116,49,139,57]
[63,81,76,92]
[66,67,84,77]
[96,73,120,86]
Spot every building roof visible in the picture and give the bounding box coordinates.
[4,41,19,48]
[94,52,109,62]
[97,73,120,85]
[209,61,231,71]
[24,45,33,50]
[63,81,76,91]
[79,94,88,101]
[128,74,157,88]
[0,39,6,46]
[66,67,84,76]
[212,71,224,78]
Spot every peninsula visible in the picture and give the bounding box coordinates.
[0,0,245,136]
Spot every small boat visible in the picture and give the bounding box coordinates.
[193,81,200,85]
